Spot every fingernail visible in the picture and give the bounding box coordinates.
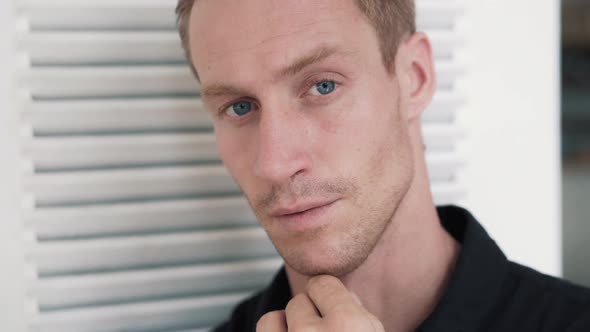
[351,292,364,307]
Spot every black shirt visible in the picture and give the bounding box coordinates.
[214,206,590,331]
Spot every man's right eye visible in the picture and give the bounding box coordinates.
[225,101,253,117]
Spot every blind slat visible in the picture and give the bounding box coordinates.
[22,32,185,65]
[28,228,276,275]
[27,196,257,239]
[25,66,198,99]
[25,98,210,134]
[31,258,281,309]
[30,291,249,332]
[26,165,239,207]
[27,133,220,171]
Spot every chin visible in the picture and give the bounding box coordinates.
[274,235,373,277]
[287,258,363,277]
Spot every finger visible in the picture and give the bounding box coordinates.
[351,292,364,307]
[306,275,363,318]
[285,293,322,329]
[256,310,287,332]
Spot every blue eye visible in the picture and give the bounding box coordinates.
[310,80,336,96]
[226,101,253,117]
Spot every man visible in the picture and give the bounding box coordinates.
[175,0,590,331]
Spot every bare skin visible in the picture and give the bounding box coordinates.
[188,0,460,330]
[257,275,385,332]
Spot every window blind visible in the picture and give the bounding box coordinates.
[15,0,467,330]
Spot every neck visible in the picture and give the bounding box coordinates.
[285,138,460,331]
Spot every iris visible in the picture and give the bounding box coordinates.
[231,101,252,116]
[315,80,336,95]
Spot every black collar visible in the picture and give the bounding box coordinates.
[416,206,510,331]
[254,206,510,331]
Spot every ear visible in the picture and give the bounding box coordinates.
[395,32,436,122]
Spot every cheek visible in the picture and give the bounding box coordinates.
[336,84,409,180]
[319,118,339,134]
[325,88,401,156]
[215,129,253,183]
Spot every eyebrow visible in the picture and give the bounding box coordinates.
[200,45,344,99]
[201,84,250,99]
[276,45,341,78]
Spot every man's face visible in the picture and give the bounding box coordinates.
[190,0,415,276]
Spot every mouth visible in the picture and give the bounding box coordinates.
[269,199,339,233]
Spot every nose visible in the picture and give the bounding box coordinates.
[253,106,311,184]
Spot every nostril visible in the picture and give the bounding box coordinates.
[292,169,306,178]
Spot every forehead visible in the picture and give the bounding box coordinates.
[188,0,372,85]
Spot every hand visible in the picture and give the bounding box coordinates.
[256,275,385,331]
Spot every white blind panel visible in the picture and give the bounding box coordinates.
[28,197,258,239]
[25,98,211,135]
[32,258,283,309]
[15,0,467,331]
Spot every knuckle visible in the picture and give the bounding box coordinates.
[330,303,356,316]
[256,314,270,330]
[329,319,356,331]
[285,293,306,312]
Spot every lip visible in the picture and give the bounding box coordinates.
[269,199,339,233]
[269,199,339,217]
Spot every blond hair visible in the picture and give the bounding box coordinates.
[176,0,416,80]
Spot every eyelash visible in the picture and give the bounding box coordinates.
[301,75,341,98]
[217,98,259,120]
[217,74,342,119]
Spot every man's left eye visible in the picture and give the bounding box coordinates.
[308,80,337,96]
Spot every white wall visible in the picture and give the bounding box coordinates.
[0,0,26,330]
[457,0,561,276]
